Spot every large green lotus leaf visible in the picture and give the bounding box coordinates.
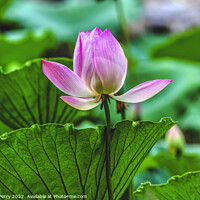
[4,0,141,42]
[151,27,200,62]
[134,171,200,200]
[0,30,56,73]
[138,153,200,176]
[0,118,175,199]
[0,58,88,134]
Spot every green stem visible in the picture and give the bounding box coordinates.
[115,0,130,44]
[120,105,134,200]
[121,108,126,120]
[103,95,113,200]
[128,181,134,200]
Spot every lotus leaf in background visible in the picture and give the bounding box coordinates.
[137,153,200,176]
[0,58,89,135]
[4,0,142,42]
[151,27,200,62]
[134,171,200,200]
[0,30,56,73]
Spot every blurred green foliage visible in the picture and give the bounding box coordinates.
[152,27,200,62]
[138,153,200,176]
[0,0,12,18]
[134,140,200,191]
[124,32,200,142]
[0,30,56,72]
[4,0,141,42]
[135,59,200,131]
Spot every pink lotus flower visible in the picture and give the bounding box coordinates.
[42,27,172,110]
